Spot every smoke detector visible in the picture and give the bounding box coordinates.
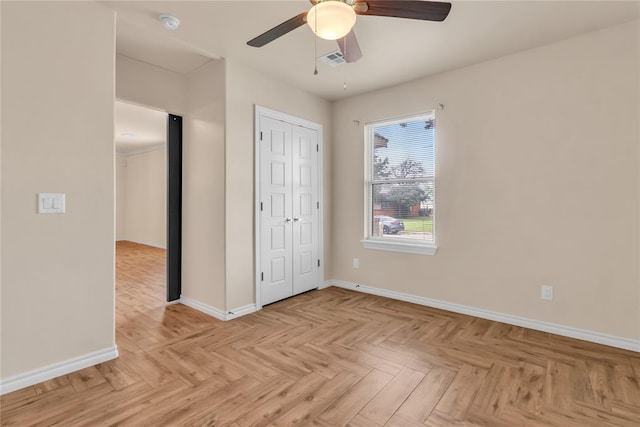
[320,50,346,67]
[159,14,180,31]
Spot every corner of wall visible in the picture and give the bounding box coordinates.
[181,59,227,311]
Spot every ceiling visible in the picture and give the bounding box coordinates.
[116,23,212,74]
[103,1,640,100]
[115,101,167,154]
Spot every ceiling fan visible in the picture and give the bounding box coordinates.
[247,0,452,63]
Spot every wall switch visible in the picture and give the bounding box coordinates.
[38,193,65,214]
[353,258,359,269]
[541,285,553,301]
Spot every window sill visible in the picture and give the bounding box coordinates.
[361,239,438,255]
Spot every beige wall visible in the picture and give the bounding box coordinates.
[1,1,116,378]
[0,0,4,373]
[637,34,640,341]
[1,4,635,391]
[116,54,228,308]
[117,149,167,248]
[115,56,332,312]
[225,60,333,310]
[182,60,226,310]
[116,52,332,311]
[116,54,187,115]
[331,20,640,340]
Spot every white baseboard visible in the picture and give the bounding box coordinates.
[319,280,332,290]
[326,280,640,353]
[0,346,119,395]
[179,297,257,321]
[180,297,227,321]
[227,304,258,320]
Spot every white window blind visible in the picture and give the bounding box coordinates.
[365,112,436,249]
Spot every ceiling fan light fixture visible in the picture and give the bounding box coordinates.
[307,1,356,41]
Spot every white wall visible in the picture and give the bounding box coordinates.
[115,54,184,248]
[116,54,187,115]
[330,20,640,341]
[182,60,227,310]
[225,60,333,310]
[116,156,127,240]
[1,1,116,379]
[117,149,167,248]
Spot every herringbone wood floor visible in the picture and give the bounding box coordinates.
[1,241,639,426]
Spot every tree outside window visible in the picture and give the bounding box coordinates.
[367,113,435,243]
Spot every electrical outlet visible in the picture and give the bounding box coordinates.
[541,285,553,301]
[353,258,359,269]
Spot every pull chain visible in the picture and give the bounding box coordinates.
[343,35,347,91]
[313,9,318,75]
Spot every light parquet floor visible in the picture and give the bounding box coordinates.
[2,241,640,426]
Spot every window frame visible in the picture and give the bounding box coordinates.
[361,112,438,255]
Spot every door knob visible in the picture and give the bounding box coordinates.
[285,217,292,223]
[293,217,300,222]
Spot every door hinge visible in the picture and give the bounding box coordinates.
[318,259,320,267]
[260,131,263,141]
[317,201,320,209]
[261,272,264,281]
[316,144,319,152]
[260,202,263,211]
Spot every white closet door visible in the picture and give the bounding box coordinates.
[291,125,319,294]
[260,117,294,305]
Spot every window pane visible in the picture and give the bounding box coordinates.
[372,182,434,242]
[372,117,435,180]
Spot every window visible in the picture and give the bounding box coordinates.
[362,112,437,255]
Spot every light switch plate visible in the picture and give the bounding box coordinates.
[38,193,65,214]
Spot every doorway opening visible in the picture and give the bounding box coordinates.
[115,101,182,311]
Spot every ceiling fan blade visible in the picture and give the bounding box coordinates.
[354,1,451,22]
[337,30,363,63]
[247,12,308,47]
